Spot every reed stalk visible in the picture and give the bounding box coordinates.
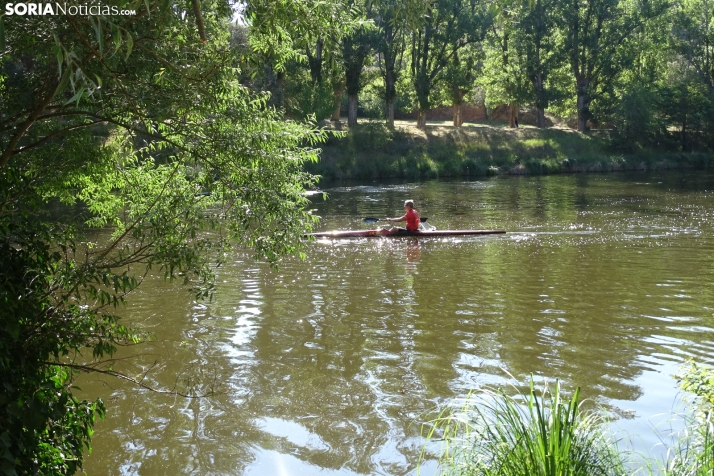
[420,377,626,476]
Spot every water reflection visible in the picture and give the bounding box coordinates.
[79,171,714,475]
[405,239,420,264]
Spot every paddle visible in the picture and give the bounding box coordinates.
[362,217,429,224]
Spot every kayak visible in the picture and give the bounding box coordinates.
[309,229,506,238]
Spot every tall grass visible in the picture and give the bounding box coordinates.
[663,362,714,476]
[420,377,626,476]
[661,408,714,476]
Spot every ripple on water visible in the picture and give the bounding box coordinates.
[80,172,714,476]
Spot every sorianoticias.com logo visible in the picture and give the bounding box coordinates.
[5,2,137,15]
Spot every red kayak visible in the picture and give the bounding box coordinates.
[309,229,506,238]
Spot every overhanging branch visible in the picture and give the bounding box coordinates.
[41,360,215,398]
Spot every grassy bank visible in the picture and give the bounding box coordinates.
[308,120,714,180]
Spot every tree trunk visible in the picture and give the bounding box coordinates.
[383,22,398,130]
[307,38,324,85]
[263,63,284,109]
[453,88,464,127]
[343,31,368,128]
[331,102,342,122]
[348,94,358,126]
[509,103,518,128]
[576,77,590,132]
[453,103,462,127]
[385,67,396,129]
[417,109,427,130]
[386,100,395,128]
[532,73,547,128]
[275,71,284,108]
[331,86,344,122]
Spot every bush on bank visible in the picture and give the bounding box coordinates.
[421,378,625,476]
[308,123,714,180]
[422,365,714,476]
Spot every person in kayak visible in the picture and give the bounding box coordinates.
[384,200,420,235]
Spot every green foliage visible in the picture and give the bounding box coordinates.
[342,24,378,97]
[671,0,714,93]
[478,34,533,109]
[244,0,714,143]
[357,72,387,119]
[1,0,331,473]
[478,1,535,109]
[420,377,625,476]
[678,362,714,407]
[284,72,337,120]
[610,85,667,152]
[0,186,117,474]
[658,411,714,476]
[245,0,364,71]
[312,122,642,179]
[665,362,714,476]
[407,0,491,129]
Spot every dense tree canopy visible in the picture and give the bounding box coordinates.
[1,1,332,473]
[259,0,714,147]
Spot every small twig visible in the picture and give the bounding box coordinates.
[41,361,212,398]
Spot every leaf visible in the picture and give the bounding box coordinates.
[53,67,72,98]
[65,87,86,106]
[89,16,103,57]
[124,31,133,59]
[112,24,121,51]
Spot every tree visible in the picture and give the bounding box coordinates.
[243,0,360,111]
[442,47,481,126]
[373,0,419,127]
[328,59,347,121]
[558,0,667,131]
[1,1,328,472]
[342,25,376,126]
[520,0,560,127]
[668,0,714,148]
[409,0,490,129]
[479,4,533,127]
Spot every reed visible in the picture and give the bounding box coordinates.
[659,409,714,476]
[421,377,626,476]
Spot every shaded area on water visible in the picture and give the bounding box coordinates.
[78,171,714,475]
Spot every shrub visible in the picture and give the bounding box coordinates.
[421,377,625,476]
[665,362,714,476]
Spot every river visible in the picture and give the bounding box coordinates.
[79,171,714,475]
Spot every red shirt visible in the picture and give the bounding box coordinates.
[402,208,420,232]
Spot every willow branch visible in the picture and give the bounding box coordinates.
[0,75,62,168]
[13,120,103,155]
[40,361,212,398]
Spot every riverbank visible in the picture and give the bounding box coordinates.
[308,120,714,180]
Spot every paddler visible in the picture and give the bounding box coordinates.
[384,199,420,235]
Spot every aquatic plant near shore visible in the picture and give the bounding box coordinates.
[664,362,714,476]
[420,377,625,476]
[660,412,714,476]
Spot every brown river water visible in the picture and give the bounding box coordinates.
[79,171,714,475]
